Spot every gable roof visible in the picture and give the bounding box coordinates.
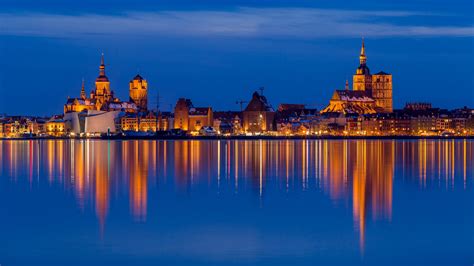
[244,91,274,112]
[332,90,374,102]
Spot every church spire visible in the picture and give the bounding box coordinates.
[345,80,349,90]
[99,53,105,77]
[359,38,367,65]
[80,78,86,99]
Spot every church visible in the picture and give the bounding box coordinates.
[321,40,393,114]
[64,54,148,114]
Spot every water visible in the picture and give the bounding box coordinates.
[0,139,472,265]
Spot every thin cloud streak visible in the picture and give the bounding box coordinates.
[1,8,473,39]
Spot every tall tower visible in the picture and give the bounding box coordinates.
[353,39,372,93]
[80,78,86,100]
[173,98,192,130]
[372,72,393,113]
[129,74,148,112]
[94,54,112,109]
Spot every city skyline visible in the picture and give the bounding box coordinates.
[1,2,473,264]
[1,39,473,138]
[1,0,473,116]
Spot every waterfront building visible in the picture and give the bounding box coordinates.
[318,112,347,133]
[242,91,275,133]
[173,98,213,132]
[45,117,66,137]
[83,110,121,134]
[0,116,47,137]
[275,104,319,135]
[213,111,243,134]
[120,112,171,132]
[402,105,444,135]
[322,40,393,114]
[451,107,474,134]
[64,110,122,135]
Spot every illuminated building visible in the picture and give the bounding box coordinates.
[129,74,148,112]
[45,117,66,136]
[120,112,170,132]
[322,39,393,114]
[323,85,379,114]
[372,72,393,112]
[242,91,275,133]
[213,111,243,134]
[64,54,138,114]
[90,54,113,109]
[173,98,213,132]
[0,116,47,137]
[275,104,319,135]
[64,80,96,113]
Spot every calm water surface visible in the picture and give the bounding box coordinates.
[0,139,472,265]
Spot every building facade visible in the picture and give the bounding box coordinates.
[129,74,148,112]
[173,98,213,132]
[120,112,170,132]
[242,91,275,133]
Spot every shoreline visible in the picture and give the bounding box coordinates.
[1,135,473,141]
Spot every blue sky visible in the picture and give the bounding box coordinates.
[0,0,473,115]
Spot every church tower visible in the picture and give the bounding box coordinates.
[93,54,112,109]
[129,74,148,112]
[353,39,372,93]
[372,72,393,113]
[80,79,86,100]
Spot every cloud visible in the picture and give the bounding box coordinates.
[0,7,473,39]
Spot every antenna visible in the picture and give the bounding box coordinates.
[259,86,265,96]
[156,90,161,113]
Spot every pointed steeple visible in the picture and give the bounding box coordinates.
[345,80,349,90]
[80,78,86,99]
[99,53,105,77]
[359,38,367,65]
[96,53,109,82]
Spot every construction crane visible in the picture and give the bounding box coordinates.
[236,100,248,112]
[155,90,161,132]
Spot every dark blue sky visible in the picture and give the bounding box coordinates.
[0,0,473,115]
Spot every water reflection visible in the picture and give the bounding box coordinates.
[0,139,472,252]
